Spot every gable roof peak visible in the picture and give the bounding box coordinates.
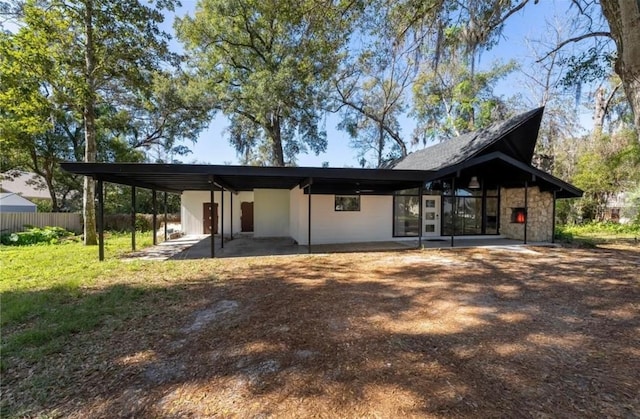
[393,107,544,171]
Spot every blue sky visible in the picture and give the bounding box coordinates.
[162,0,595,167]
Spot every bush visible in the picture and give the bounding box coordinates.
[103,213,180,232]
[1,226,74,246]
[563,221,640,235]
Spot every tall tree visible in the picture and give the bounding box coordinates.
[592,1,640,141]
[519,20,582,173]
[396,0,640,140]
[1,0,211,242]
[412,55,515,143]
[176,0,358,166]
[334,41,413,167]
[331,1,416,168]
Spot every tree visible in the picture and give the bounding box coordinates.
[392,1,640,140]
[1,0,211,242]
[330,1,417,168]
[412,56,515,143]
[595,1,640,141]
[572,129,640,220]
[334,40,414,167]
[519,19,583,174]
[176,0,358,166]
[382,1,521,144]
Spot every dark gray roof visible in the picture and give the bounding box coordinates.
[393,107,544,171]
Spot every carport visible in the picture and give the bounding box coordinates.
[61,162,430,260]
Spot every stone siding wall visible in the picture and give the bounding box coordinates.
[500,186,553,242]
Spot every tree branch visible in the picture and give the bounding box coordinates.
[536,31,612,62]
[603,82,623,120]
[493,0,533,28]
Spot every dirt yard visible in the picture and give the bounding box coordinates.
[4,244,640,417]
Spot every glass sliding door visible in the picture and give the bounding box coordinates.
[441,182,500,236]
[393,191,420,236]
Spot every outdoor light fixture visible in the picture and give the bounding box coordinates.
[468,176,480,189]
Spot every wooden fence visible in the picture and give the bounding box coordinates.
[0,212,82,234]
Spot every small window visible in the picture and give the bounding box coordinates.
[335,195,360,211]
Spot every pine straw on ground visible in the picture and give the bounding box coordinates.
[3,245,640,418]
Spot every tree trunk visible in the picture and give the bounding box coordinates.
[83,0,98,245]
[268,115,285,166]
[593,86,606,138]
[600,0,640,142]
[377,122,384,168]
[44,175,59,212]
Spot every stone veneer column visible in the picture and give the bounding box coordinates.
[500,187,553,242]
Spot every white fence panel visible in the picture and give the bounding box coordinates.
[0,212,82,234]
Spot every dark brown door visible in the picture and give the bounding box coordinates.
[241,201,254,232]
[203,203,218,234]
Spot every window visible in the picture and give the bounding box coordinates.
[443,197,482,235]
[442,181,500,236]
[393,195,419,236]
[335,195,360,211]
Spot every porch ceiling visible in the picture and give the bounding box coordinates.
[426,152,583,198]
[59,162,431,194]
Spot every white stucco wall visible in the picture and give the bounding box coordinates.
[289,186,394,245]
[253,189,290,237]
[289,187,301,243]
[183,187,399,244]
[181,190,254,235]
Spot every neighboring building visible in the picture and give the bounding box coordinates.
[0,192,38,213]
[0,171,51,200]
[604,191,638,224]
[62,107,583,253]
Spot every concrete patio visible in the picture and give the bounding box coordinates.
[121,234,555,261]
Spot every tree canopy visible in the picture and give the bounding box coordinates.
[1,0,212,240]
[176,0,358,166]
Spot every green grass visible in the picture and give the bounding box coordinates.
[556,222,640,246]
[0,232,162,363]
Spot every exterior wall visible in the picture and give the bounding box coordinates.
[254,189,290,237]
[181,190,254,235]
[289,187,303,243]
[289,187,395,245]
[500,186,553,242]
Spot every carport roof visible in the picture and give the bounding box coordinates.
[59,162,432,194]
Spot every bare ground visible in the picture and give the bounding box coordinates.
[3,244,640,418]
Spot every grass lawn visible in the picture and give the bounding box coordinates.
[1,235,639,417]
[557,222,640,246]
[0,233,214,365]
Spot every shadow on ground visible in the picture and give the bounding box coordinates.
[2,245,639,417]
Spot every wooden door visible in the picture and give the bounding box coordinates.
[203,203,218,234]
[241,201,254,232]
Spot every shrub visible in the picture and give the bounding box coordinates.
[0,226,73,246]
[103,213,180,232]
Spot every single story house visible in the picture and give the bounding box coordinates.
[0,171,51,200]
[0,192,38,213]
[61,107,582,259]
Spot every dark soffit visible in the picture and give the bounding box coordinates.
[425,151,583,198]
[60,162,432,194]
